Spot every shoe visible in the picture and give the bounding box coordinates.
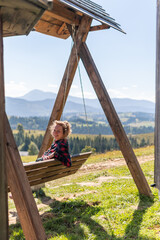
[35,157,43,162]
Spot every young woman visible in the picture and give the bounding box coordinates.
[36,120,72,167]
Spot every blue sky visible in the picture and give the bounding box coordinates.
[3,0,156,102]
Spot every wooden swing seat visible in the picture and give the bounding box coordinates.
[23,152,92,187]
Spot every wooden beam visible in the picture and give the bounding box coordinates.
[57,22,67,35]
[155,0,160,189]
[0,9,8,239]
[5,115,47,240]
[89,24,110,32]
[35,18,70,39]
[43,7,80,25]
[38,15,92,157]
[79,42,152,197]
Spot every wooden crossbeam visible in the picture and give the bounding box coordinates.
[5,114,47,240]
[57,22,67,35]
[0,10,8,240]
[90,24,110,32]
[38,15,92,157]
[79,42,152,197]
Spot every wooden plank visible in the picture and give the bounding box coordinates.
[0,0,47,37]
[155,0,160,189]
[5,115,47,240]
[25,158,87,177]
[27,163,85,182]
[89,24,110,32]
[35,18,70,39]
[27,159,87,178]
[0,10,8,240]
[0,0,46,11]
[44,6,80,25]
[38,15,92,157]
[29,170,78,186]
[24,152,91,171]
[24,159,61,171]
[79,42,152,197]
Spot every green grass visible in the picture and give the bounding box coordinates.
[13,129,45,136]
[9,146,160,240]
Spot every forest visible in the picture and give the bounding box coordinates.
[9,113,155,135]
[13,123,154,156]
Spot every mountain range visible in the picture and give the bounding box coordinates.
[5,89,155,117]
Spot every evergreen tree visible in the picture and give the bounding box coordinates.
[16,123,25,146]
[28,142,39,155]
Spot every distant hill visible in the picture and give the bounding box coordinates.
[20,89,57,101]
[6,97,100,117]
[6,89,155,117]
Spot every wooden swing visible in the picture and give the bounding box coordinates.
[1,0,153,239]
[24,152,91,187]
[7,151,92,192]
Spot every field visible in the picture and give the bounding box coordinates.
[9,146,160,240]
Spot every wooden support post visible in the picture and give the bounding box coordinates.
[79,42,152,197]
[38,15,92,157]
[5,114,47,240]
[0,9,8,240]
[155,0,160,190]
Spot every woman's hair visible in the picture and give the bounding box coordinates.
[50,120,72,138]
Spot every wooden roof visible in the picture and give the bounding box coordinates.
[35,0,124,39]
[0,0,48,37]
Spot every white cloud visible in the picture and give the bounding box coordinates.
[5,81,28,97]
[47,84,58,89]
[121,87,129,90]
[71,84,78,89]
[108,88,155,102]
[69,88,96,99]
[108,89,126,98]
[131,85,137,88]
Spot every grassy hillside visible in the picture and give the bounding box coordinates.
[9,146,160,240]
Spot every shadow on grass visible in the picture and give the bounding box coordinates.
[9,190,155,240]
[39,190,155,240]
[123,194,154,239]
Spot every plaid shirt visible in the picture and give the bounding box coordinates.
[42,139,71,167]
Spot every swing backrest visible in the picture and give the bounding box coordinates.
[23,152,92,187]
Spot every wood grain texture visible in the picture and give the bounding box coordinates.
[7,152,91,190]
[23,152,91,186]
[6,115,47,240]
[0,10,8,240]
[155,0,160,190]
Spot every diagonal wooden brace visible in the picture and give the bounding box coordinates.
[79,42,152,197]
[38,15,92,157]
[6,114,47,240]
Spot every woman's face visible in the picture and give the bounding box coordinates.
[53,124,64,141]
